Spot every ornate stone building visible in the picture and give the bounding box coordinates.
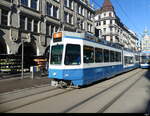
[0,0,95,56]
[94,0,138,51]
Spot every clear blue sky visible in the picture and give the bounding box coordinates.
[90,0,150,38]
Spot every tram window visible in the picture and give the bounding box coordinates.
[84,46,94,63]
[116,52,121,62]
[124,56,133,65]
[95,48,103,63]
[65,44,81,65]
[129,57,134,64]
[50,45,63,65]
[110,50,115,62]
[104,49,109,62]
[135,55,139,61]
[141,56,150,64]
[124,56,129,65]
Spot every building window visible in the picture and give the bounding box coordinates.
[34,20,38,33]
[70,0,73,10]
[110,36,113,42]
[64,0,67,7]
[27,18,32,31]
[51,25,55,36]
[55,26,59,32]
[53,6,59,18]
[64,12,68,23]
[87,11,91,19]
[109,12,112,17]
[81,21,84,29]
[20,15,26,30]
[31,0,38,10]
[81,7,84,16]
[1,9,8,26]
[96,22,98,26]
[47,3,52,16]
[64,12,73,25]
[103,28,106,33]
[87,23,92,32]
[46,23,50,35]
[110,20,112,25]
[64,0,73,10]
[69,14,73,24]
[103,20,106,25]
[99,15,101,19]
[21,0,28,6]
[47,3,59,19]
[77,5,81,14]
[110,27,113,32]
[46,24,59,36]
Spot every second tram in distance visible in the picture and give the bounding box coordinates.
[140,51,150,68]
[48,31,140,87]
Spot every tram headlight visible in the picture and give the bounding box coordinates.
[53,72,57,76]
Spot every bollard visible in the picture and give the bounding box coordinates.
[30,66,34,80]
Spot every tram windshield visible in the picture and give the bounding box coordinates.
[141,56,150,64]
[65,44,81,65]
[50,45,63,65]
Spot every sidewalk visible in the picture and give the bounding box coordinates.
[0,74,51,94]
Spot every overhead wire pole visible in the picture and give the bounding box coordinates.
[21,39,24,80]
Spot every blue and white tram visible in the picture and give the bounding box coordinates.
[123,50,140,72]
[140,52,150,68]
[48,31,139,87]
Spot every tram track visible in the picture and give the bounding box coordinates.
[0,87,75,113]
[97,72,144,113]
[1,69,140,105]
[0,85,57,104]
[63,69,145,113]
[0,69,144,113]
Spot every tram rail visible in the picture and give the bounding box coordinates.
[63,69,145,113]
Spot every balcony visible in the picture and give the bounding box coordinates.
[102,31,118,36]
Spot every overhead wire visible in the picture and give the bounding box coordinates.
[115,0,141,37]
[90,0,102,9]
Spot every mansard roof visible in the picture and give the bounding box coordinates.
[96,0,114,14]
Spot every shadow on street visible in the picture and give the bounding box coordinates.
[144,69,150,114]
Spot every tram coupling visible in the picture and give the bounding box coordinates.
[50,79,80,89]
[50,79,69,88]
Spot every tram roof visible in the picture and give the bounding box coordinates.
[59,31,138,53]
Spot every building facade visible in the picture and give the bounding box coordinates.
[141,29,150,52]
[0,0,95,56]
[94,0,138,51]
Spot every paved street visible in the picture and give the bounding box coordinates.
[0,73,51,93]
[0,69,149,113]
